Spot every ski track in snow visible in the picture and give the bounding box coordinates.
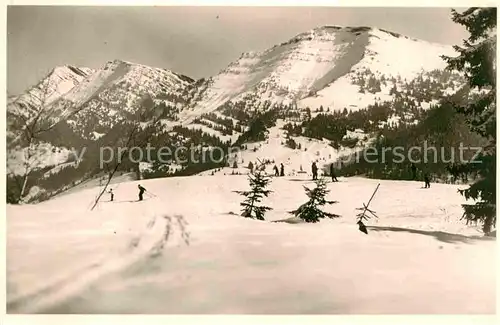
[6,175,496,314]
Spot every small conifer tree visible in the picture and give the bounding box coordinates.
[291,177,340,222]
[235,162,273,220]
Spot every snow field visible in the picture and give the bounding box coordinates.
[7,174,496,314]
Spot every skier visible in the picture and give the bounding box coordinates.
[312,162,318,180]
[273,165,279,177]
[248,161,254,173]
[330,163,338,182]
[138,184,146,201]
[424,172,431,189]
[280,163,285,177]
[108,188,114,202]
[411,163,417,180]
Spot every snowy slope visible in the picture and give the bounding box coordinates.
[300,28,456,110]
[60,60,187,107]
[185,123,240,143]
[186,26,457,118]
[7,176,495,314]
[208,120,371,177]
[6,142,74,176]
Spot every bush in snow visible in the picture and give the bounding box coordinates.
[340,137,359,148]
[285,137,298,149]
[291,177,340,223]
[235,162,273,220]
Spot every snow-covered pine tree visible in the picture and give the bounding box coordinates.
[291,177,340,223]
[235,162,272,220]
[442,7,496,234]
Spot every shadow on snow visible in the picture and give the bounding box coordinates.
[367,226,496,244]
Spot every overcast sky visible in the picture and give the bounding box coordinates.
[7,6,469,95]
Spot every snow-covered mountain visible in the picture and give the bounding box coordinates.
[7,25,468,203]
[8,65,95,109]
[184,26,458,119]
[7,25,460,140]
[7,66,95,141]
[57,59,193,140]
[8,59,194,143]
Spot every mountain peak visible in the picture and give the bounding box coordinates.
[50,65,93,79]
[192,24,457,114]
[308,25,436,44]
[8,64,94,108]
[314,25,373,32]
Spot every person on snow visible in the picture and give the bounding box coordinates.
[330,163,338,182]
[312,162,318,180]
[280,163,285,177]
[138,184,146,201]
[108,188,114,202]
[273,165,279,177]
[423,172,431,189]
[248,161,254,173]
[410,163,417,180]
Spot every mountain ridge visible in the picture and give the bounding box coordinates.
[183,25,457,118]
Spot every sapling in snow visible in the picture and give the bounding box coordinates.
[235,162,273,220]
[355,183,380,234]
[291,177,340,223]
